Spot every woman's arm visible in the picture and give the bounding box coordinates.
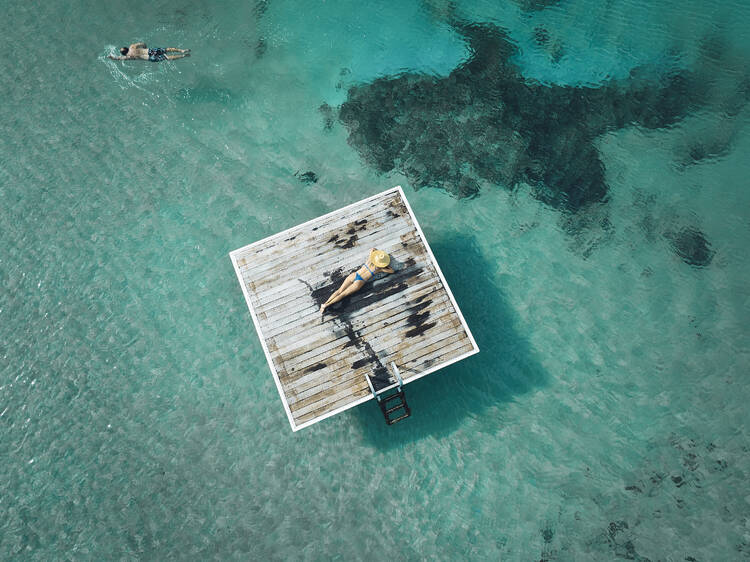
[381,267,395,274]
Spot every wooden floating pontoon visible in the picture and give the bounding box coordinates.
[230,186,478,431]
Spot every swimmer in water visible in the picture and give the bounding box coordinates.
[108,42,190,62]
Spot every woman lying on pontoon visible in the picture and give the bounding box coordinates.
[320,248,395,314]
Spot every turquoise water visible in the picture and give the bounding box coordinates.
[2,0,749,558]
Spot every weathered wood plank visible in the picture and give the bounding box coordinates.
[295,384,372,425]
[396,331,472,372]
[290,376,371,417]
[245,227,418,301]
[285,310,464,405]
[254,254,432,325]
[238,201,407,278]
[247,233,423,305]
[284,311,463,401]
[280,292,454,376]
[286,329,463,408]
[283,314,464,413]
[250,228,425,298]
[265,269,441,343]
[285,300,454,387]
[262,290,463,411]
[260,268,439,342]
[270,277,443,358]
[237,192,400,253]
[284,316,457,403]
[399,339,476,381]
[289,332,465,422]
[247,226,420,307]
[238,191,404,258]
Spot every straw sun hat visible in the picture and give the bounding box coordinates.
[370,249,390,268]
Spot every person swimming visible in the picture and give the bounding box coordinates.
[320,249,395,315]
[108,42,190,62]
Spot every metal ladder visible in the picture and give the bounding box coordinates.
[365,362,411,425]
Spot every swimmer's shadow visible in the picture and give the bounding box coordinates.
[348,233,548,449]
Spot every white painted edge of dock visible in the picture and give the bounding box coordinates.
[230,251,297,429]
[230,186,480,432]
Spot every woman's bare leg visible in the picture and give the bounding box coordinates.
[321,273,355,312]
[328,274,355,301]
[321,280,364,312]
[331,276,353,296]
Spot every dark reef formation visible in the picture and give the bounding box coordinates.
[632,191,715,268]
[533,25,550,45]
[338,21,701,212]
[294,170,319,184]
[663,227,714,267]
[319,103,335,131]
[674,115,740,169]
[253,0,269,19]
[177,84,234,105]
[517,0,560,12]
[533,25,565,63]
[253,0,269,57]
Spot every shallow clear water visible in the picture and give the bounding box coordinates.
[2,0,749,559]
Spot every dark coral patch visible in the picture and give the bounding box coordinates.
[253,0,269,19]
[338,21,698,212]
[533,25,565,62]
[518,0,560,11]
[533,25,550,45]
[664,227,714,267]
[319,103,335,130]
[680,134,734,168]
[295,170,318,184]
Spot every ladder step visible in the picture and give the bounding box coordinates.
[386,410,411,425]
[366,366,411,425]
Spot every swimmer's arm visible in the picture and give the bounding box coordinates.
[108,54,148,60]
[131,42,147,49]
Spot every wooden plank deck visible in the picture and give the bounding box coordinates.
[229,186,478,431]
